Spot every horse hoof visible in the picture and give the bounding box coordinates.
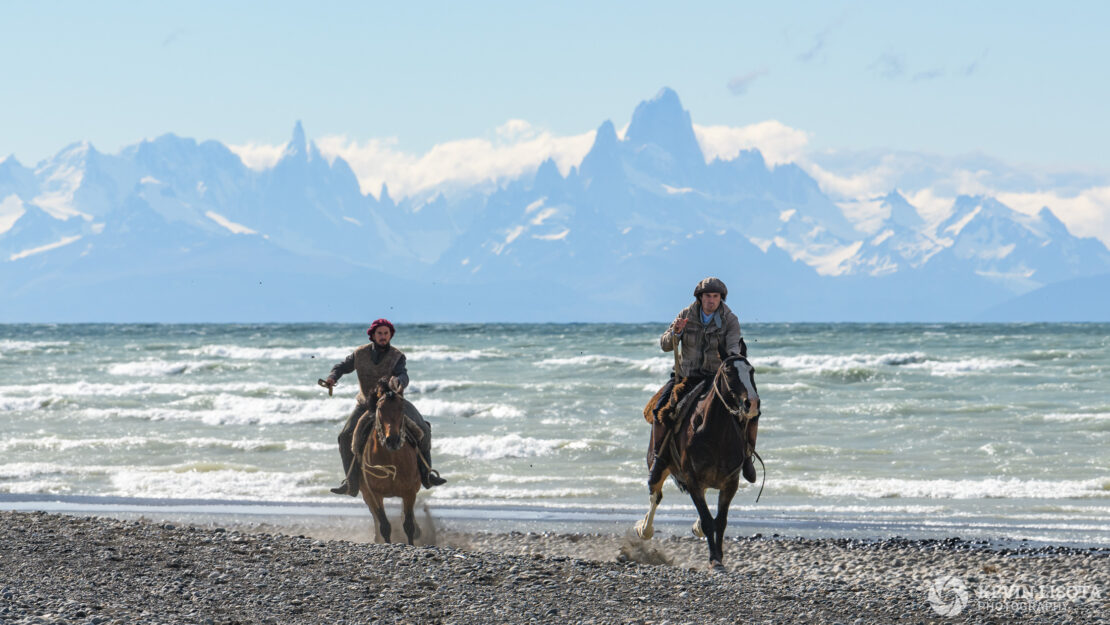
[691,520,704,538]
[634,521,653,540]
[708,560,724,571]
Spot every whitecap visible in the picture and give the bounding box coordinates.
[412,398,523,420]
[179,345,350,361]
[436,434,561,459]
[773,476,1110,499]
[406,347,491,361]
[536,354,672,376]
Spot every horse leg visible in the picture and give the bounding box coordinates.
[634,470,668,540]
[401,491,418,546]
[688,487,721,568]
[367,492,391,544]
[712,477,739,565]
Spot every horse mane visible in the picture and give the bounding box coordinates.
[371,378,400,404]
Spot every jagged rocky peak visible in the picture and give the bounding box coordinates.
[624,87,704,164]
[883,190,924,229]
[284,121,308,159]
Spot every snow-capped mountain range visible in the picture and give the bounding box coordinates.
[2,88,1108,322]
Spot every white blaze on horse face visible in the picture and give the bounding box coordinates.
[733,360,758,400]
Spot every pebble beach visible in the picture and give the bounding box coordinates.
[1,511,1105,624]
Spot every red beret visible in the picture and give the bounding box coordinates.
[367,318,396,337]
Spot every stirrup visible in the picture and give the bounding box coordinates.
[425,469,447,487]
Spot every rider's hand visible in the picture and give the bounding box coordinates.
[324,378,336,389]
[388,376,404,394]
[673,318,688,335]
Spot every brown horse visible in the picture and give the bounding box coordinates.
[353,379,422,544]
[634,355,761,567]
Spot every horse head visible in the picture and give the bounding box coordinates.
[718,354,761,419]
[372,378,406,451]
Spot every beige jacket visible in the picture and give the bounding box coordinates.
[660,301,742,377]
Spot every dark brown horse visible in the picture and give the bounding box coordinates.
[353,379,422,544]
[635,355,761,567]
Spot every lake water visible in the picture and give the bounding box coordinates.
[1,323,1107,545]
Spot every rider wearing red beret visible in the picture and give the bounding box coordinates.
[322,319,446,495]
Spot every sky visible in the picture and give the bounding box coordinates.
[3,1,1109,241]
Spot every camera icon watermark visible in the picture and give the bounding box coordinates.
[927,575,969,616]
[927,574,1102,617]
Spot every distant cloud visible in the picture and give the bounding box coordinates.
[912,68,944,82]
[796,9,852,63]
[227,142,285,170]
[869,52,905,80]
[962,49,989,76]
[233,121,597,198]
[726,68,769,96]
[797,34,826,63]
[162,28,184,47]
[693,120,810,166]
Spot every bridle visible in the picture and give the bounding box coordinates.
[362,390,405,481]
[372,391,406,448]
[711,358,747,418]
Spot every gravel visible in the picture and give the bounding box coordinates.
[0,511,1105,624]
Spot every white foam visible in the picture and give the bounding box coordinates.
[760,351,928,373]
[180,345,350,361]
[406,347,491,361]
[428,485,599,499]
[0,381,308,399]
[774,476,1110,499]
[76,395,347,426]
[908,357,1030,377]
[536,354,672,376]
[407,379,479,394]
[1043,412,1110,422]
[0,436,332,454]
[107,464,330,501]
[107,360,225,376]
[436,434,562,459]
[0,340,71,355]
[412,398,523,420]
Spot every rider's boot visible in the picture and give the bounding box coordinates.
[418,436,447,489]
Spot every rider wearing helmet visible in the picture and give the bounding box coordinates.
[323,318,446,496]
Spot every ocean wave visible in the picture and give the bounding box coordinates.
[0,340,71,355]
[1042,412,1110,422]
[759,352,928,374]
[428,485,600,500]
[406,346,494,362]
[412,398,523,420]
[106,359,236,377]
[407,379,482,394]
[0,381,312,400]
[536,354,672,376]
[0,435,332,454]
[759,351,1030,379]
[77,395,347,426]
[437,434,562,459]
[772,476,1110,499]
[179,345,350,361]
[107,466,331,501]
[483,472,640,486]
[907,357,1030,377]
